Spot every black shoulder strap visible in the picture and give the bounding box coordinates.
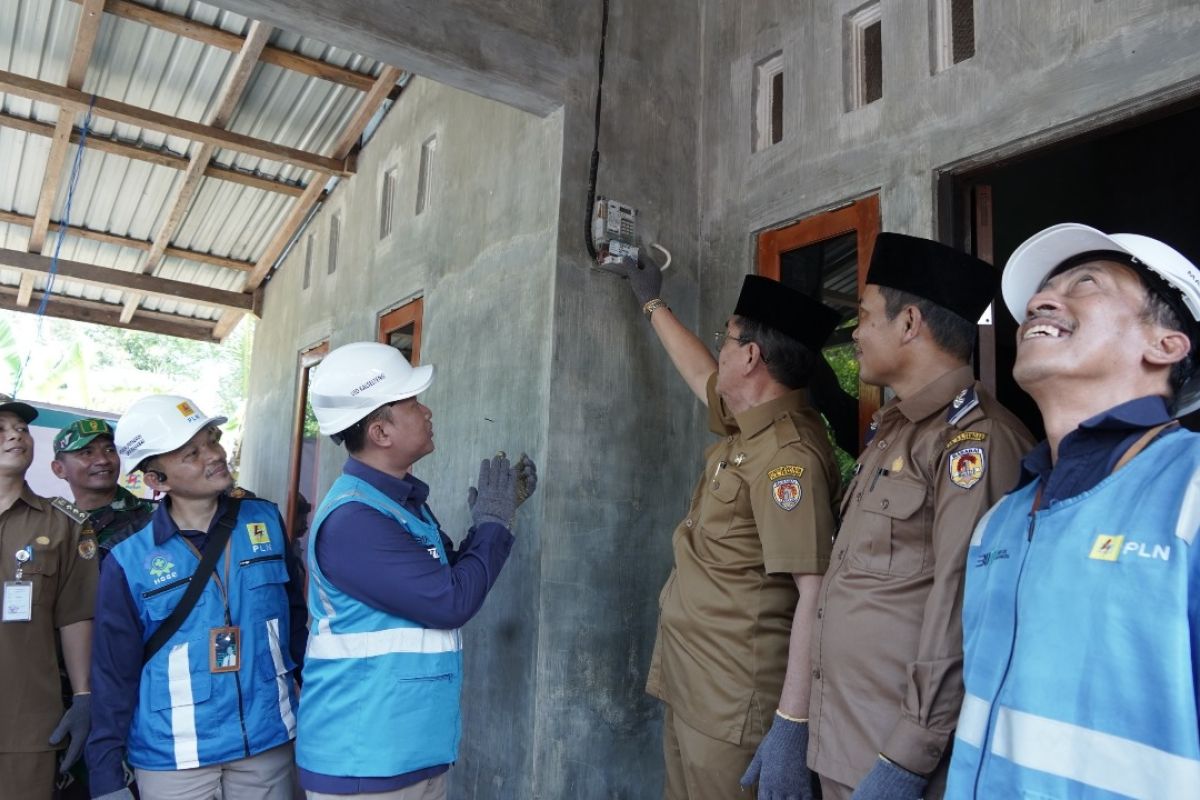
[143,497,243,665]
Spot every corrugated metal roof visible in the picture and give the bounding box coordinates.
[0,0,390,328]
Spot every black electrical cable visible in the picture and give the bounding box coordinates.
[584,0,609,261]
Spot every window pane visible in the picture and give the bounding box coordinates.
[863,21,883,104]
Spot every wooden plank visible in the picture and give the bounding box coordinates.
[0,69,354,176]
[0,208,253,271]
[0,286,217,341]
[214,65,404,339]
[27,0,106,267]
[0,113,308,196]
[0,248,253,311]
[16,276,33,306]
[71,0,377,92]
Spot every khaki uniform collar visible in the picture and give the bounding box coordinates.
[18,481,47,512]
[734,388,812,438]
[887,364,976,424]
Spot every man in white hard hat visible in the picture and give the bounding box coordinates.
[86,395,307,800]
[946,225,1200,798]
[0,395,98,800]
[294,341,536,799]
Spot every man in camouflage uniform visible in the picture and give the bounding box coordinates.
[51,419,156,558]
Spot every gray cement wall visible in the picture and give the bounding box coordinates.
[227,0,1200,797]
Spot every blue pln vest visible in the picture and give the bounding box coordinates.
[109,498,298,770]
[296,474,463,777]
[947,429,1200,799]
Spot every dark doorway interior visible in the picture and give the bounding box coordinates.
[951,103,1200,439]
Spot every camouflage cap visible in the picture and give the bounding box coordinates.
[54,417,115,454]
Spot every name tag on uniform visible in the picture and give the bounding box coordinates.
[3,581,32,622]
[209,626,241,673]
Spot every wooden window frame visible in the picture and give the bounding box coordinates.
[378,297,424,364]
[285,340,329,537]
[757,195,881,449]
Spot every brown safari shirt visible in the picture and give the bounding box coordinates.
[646,374,840,744]
[0,484,97,752]
[807,366,1033,794]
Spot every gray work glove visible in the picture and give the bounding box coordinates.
[94,791,135,800]
[48,692,90,773]
[622,255,663,307]
[468,454,517,529]
[740,715,813,800]
[850,756,927,800]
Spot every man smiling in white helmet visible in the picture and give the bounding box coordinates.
[947,224,1200,798]
[294,342,536,800]
[86,395,306,800]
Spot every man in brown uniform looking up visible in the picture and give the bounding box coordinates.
[807,233,1034,800]
[0,395,98,799]
[623,258,842,800]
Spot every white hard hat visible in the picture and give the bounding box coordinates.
[309,342,434,436]
[116,395,227,476]
[1003,223,1200,417]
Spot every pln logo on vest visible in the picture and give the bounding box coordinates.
[246,522,272,552]
[1088,534,1170,562]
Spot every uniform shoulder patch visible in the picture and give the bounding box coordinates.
[947,387,980,426]
[50,496,89,525]
[767,465,805,481]
[949,447,986,489]
[946,430,988,450]
[228,486,257,499]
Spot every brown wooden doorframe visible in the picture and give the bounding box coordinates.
[757,195,882,449]
[285,340,329,538]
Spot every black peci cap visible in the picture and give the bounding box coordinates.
[733,275,842,350]
[866,233,998,322]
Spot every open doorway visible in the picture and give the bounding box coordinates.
[946,102,1200,439]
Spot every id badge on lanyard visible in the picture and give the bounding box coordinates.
[3,546,33,622]
[206,540,240,673]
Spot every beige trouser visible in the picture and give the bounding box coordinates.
[818,774,854,800]
[306,773,447,800]
[662,706,764,800]
[135,741,295,799]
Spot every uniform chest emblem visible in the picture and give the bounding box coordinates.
[146,553,178,584]
[733,452,747,466]
[949,447,985,489]
[246,522,272,552]
[772,478,803,511]
[78,536,97,560]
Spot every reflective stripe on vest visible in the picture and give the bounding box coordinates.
[307,626,463,660]
[990,705,1200,798]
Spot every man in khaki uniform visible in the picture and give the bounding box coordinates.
[0,395,98,800]
[623,260,842,800]
[807,234,1034,800]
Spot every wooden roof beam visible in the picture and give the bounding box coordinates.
[212,64,404,341]
[0,286,217,342]
[0,248,253,312]
[21,0,107,307]
[0,112,306,197]
[0,208,253,272]
[69,0,379,93]
[0,69,354,177]
[125,21,272,322]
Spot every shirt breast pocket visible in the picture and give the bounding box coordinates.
[851,477,928,576]
[22,551,60,605]
[699,473,748,539]
[241,555,289,620]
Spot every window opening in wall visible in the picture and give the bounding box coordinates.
[328,214,340,275]
[302,233,314,289]
[287,340,329,541]
[932,0,975,72]
[753,52,785,152]
[416,136,437,216]
[378,296,424,364]
[380,168,397,239]
[757,196,881,459]
[846,2,883,109]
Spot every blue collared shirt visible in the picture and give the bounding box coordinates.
[1018,395,1174,509]
[299,457,514,794]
